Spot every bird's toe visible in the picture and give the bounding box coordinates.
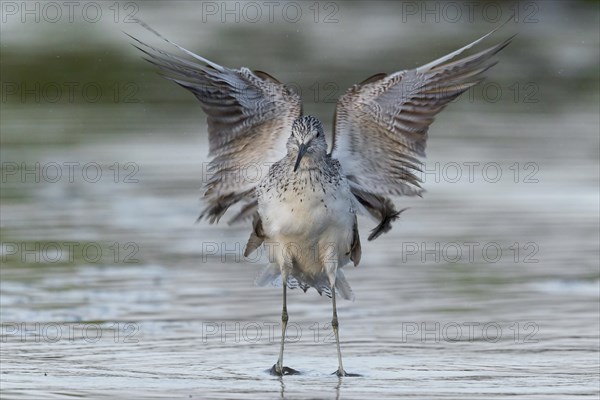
[270,364,300,376]
[332,369,361,377]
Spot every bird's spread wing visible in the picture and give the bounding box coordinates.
[331,25,513,240]
[127,23,302,224]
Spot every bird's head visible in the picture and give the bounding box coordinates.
[287,115,327,172]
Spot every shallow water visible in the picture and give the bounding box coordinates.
[1,1,599,399]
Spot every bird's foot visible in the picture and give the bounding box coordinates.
[332,369,361,377]
[270,364,300,376]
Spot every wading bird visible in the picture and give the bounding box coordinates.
[129,20,512,376]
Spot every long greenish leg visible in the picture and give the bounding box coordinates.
[330,285,360,377]
[270,283,299,375]
[276,284,288,373]
[331,286,345,376]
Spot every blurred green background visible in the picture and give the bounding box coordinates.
[1,1,599,398]
[2,0,598,144]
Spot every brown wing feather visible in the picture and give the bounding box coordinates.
[349,215,362,264]
[244,213,265,257]
[128,30,302,224]
[332,25,514,238]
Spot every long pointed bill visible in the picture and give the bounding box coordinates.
[293,144,308,172]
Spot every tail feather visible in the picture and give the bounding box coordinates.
[254,264,355,301]
[255,263,280,287]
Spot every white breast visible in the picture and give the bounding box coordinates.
[259,176,354,240]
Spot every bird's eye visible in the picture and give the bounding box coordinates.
[316,131,320,137]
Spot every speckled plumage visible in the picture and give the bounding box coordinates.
[254,116,360,300]
[131,18,512,375]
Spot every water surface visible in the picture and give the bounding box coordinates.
[1,2,599,399]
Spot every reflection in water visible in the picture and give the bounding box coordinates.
[335,377,343,400]
[1,1,599,399]
[277,373,345,399]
